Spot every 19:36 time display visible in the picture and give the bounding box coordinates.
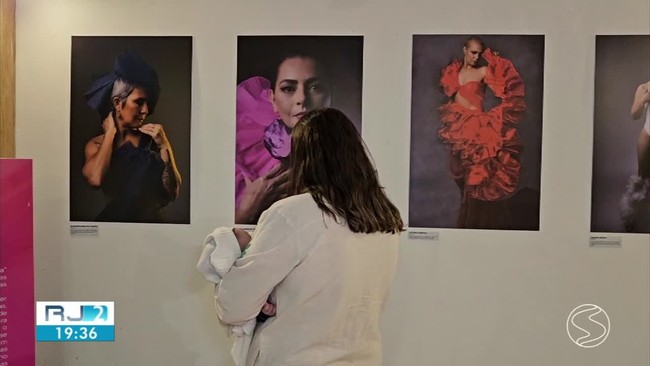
[56,326,98,340]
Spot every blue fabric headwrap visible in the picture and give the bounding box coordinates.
[83,50,161,119]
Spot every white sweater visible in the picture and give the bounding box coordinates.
[215,193,400,366]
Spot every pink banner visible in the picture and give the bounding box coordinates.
[0,159,35,366]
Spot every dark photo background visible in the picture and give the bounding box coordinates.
[591,35,650,233]
[237,36,363,132]
[409,34,544,230]
[69,36,192,224]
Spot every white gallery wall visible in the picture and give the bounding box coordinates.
[15,0,649,365]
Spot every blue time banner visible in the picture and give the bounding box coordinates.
[36,325,115,342]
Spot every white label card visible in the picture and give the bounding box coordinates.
[408,229,439,241]
[589,236,622,248]
[70,225,99,236]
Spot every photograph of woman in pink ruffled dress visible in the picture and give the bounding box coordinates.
[409,35,544,230]
[235,36,363,224]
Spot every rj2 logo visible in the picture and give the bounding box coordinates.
[45,305,108,322]
[36,302,114,326]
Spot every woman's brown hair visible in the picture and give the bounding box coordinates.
[289,108,404,234]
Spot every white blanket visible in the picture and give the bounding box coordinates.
[197,227,256,366]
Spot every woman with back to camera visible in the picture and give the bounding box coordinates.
[215,108,403,365]
[235,49,332,224]
[620,80,650,232]
[82,50,181,222]
[438,36,526,229]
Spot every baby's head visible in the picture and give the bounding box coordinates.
[232,228,252,250]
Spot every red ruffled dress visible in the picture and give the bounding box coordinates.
[438,49,526,229]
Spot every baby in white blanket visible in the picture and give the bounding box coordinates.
[230,228,277,318]
[197,227,276,366]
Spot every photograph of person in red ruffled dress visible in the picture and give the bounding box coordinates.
[235,36,363,225]
[409,35,544,230]
[591,35,650,234]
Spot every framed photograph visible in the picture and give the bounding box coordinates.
[69,36,192,224]
[409,34,544,230]
[591,35,650,233]
[235,35,363,224]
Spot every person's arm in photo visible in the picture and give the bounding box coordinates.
[631,81,650,120]
[235,164,290,224]
[440,60,461,99]
[215,205,299,326]
[139,122,182,200]
[483,48,526,125]
[82,113,118,187]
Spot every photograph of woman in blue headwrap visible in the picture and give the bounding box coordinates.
[70,37,191,224]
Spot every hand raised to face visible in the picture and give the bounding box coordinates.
[138,123,169,147]
[102,111,118,136]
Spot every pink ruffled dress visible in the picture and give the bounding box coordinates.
[235,77,291,209]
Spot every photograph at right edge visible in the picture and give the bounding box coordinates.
[591,35,650,233]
